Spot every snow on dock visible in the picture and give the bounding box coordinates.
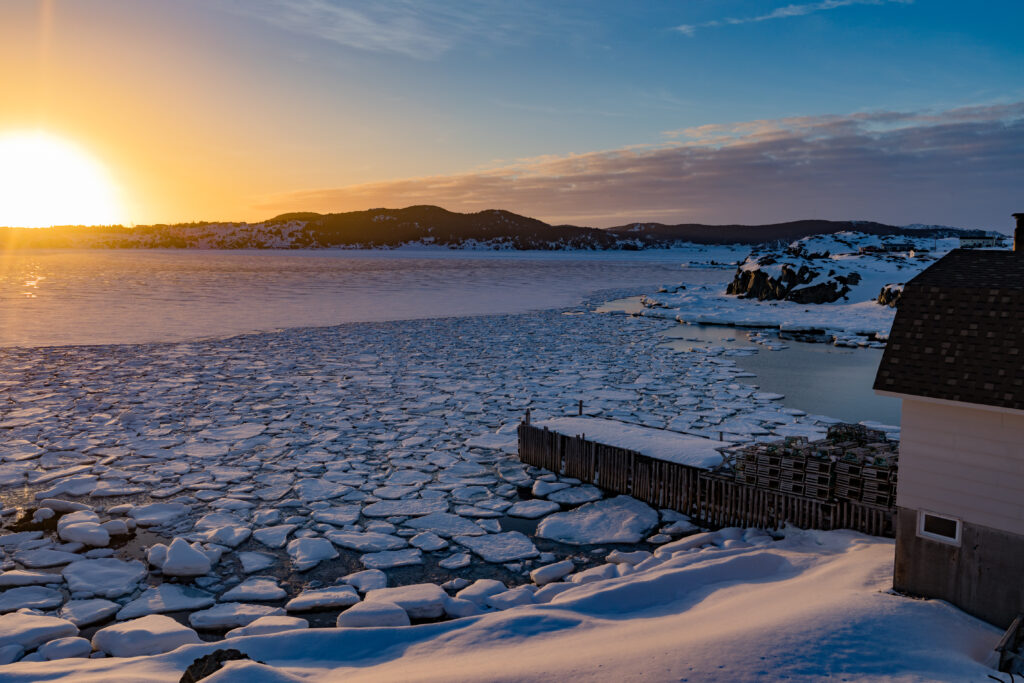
[536,417,730,469]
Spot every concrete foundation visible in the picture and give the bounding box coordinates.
[894,507,1024,628]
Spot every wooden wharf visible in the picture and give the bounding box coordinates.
[517,420,895,537]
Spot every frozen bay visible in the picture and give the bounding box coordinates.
[0,247,906,663]
[0,249,704,347]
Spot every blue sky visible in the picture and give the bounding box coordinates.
[2,0,1022,227]
[218,0,1024,166]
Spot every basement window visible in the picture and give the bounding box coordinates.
[917,511,962,546]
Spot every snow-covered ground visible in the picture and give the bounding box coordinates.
[0,528,1000,681]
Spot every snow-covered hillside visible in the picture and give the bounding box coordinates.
[0,206,980,251]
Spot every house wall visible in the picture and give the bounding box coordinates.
[894,507,1024,628]
[895,398,1024,627]
[897,398,1024,536]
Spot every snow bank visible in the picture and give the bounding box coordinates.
[1,530,1000,681]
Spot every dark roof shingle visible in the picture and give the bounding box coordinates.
[873,249,1024,411]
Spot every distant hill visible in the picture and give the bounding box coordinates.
[0,205,984,250]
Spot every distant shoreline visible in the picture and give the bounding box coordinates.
[0,204,984,250]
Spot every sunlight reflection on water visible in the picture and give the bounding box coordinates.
[0,249,723,347]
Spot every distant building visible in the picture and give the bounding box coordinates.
[859,242,914,255]
[873,214,1024,628]
[959,235,1006,249]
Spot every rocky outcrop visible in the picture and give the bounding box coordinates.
[877,283,904,308]
[726,263,859,304]
[727,264,810,300]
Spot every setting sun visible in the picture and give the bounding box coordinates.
[0,131,122,228]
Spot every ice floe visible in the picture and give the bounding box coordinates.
[537,496,659,545]
[92,615,201,657]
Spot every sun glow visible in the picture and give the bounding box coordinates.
[0,131,124,228]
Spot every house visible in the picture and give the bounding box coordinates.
[859,242,914,255]
[960,234,1007,249]
[873,214,1024,628]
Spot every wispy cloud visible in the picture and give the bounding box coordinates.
[219,0,574,60]
[676,0,913,37]
[256,102,1024,230]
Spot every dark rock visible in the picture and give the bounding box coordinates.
[788,281,847,304]
[835,272,861,286]
[726,262,852,303]
[877,284,904,308]
[180,649,259,683]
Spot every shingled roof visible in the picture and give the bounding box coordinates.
[873,249,1024,411]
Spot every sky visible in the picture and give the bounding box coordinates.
[0,0,1022,229]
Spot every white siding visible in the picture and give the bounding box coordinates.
[897,398,1024,535]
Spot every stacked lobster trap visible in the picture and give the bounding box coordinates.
[726,424,898,507]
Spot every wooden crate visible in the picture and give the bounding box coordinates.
[835,461,863,477]
[805,459,833,474]
[804,472,833,487]
[862,479,894,495]
[861,491,894,507]
[780,456,806,471]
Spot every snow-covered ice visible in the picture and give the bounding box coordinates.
[326,531,408,552]
[62,558,147,598]
[129,503,190,527]
[116,584,215,620]
[37,637,91,661]
[188,603,286,630]
[537,496,659,545]
[0,587,64,613]
[360,548,423,570]
[285,586,360,612]
[221,577,287,602]
[161,538,212,577]
[506,500,560,519]
[341,569,387,593]
[455,532,539,564]
[403,512,486,538]
[335,600,410,628]
[92,615,201,657]
[0,613,77,652]
[530,560,575,585]
[286,537,338,571]
[364,584,448,619]
[58,599,120,627]
[226,616,309,639]
[0,571,61,588]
